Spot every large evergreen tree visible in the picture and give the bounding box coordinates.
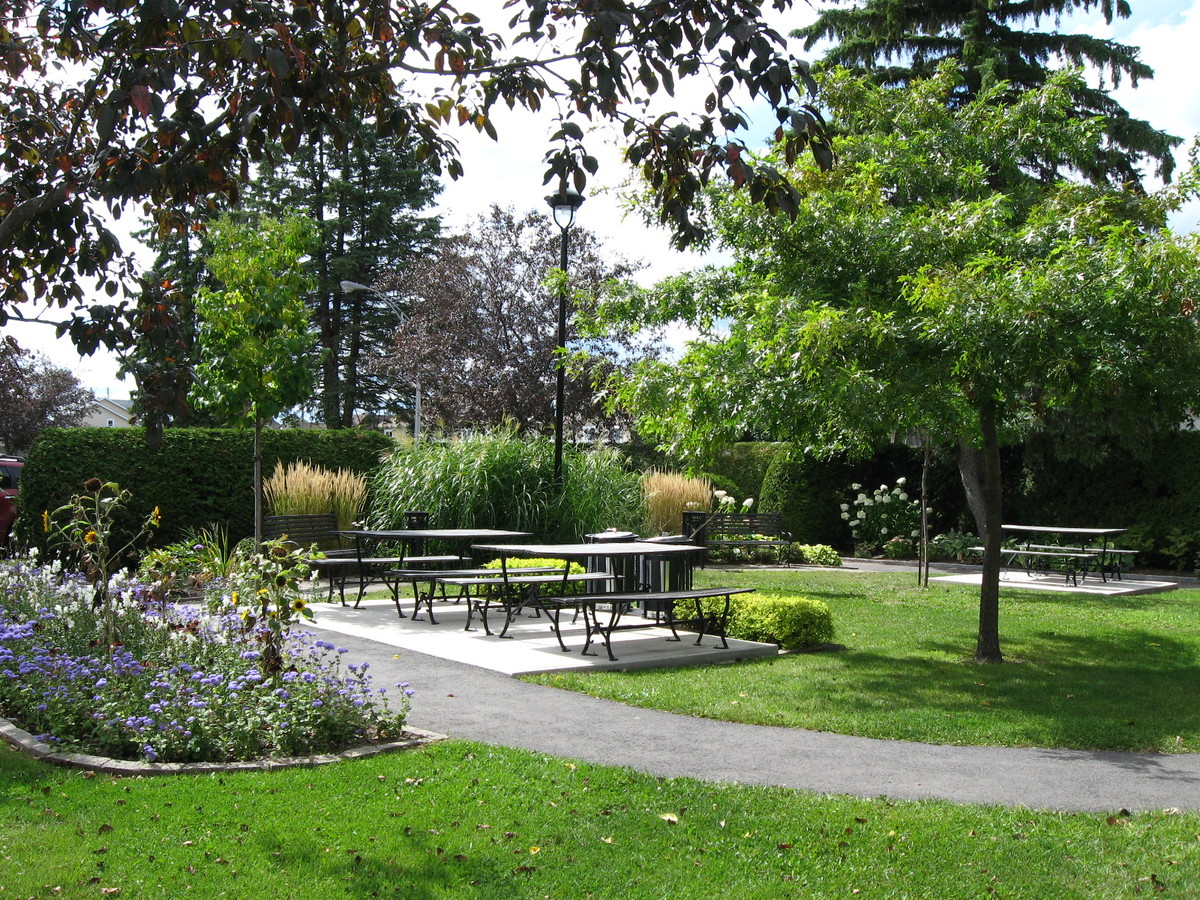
[243,122,441,428]
[795,0,1179,184]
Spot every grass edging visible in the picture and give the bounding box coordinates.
[0,713,445,776]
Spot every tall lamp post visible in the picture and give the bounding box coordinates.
[340,280,421,439]
[545,185,585,481]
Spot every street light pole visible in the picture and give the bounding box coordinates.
[340,279,421,439]
[544,186,584,482]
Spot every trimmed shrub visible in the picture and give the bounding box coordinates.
[730,592,833,650]
[792,543,842,567]
[702,442,785,504]
[17,427,391,553]
[693,591,833,650]
[759,444,854,546]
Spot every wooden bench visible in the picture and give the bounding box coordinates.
[681,511,791,566]
[971,545,1098,586]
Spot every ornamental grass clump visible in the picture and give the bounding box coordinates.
[368,429,642,540]
[642,469,712,535]
[0,553,412,764]
[265,460,368,534]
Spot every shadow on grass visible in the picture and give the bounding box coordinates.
[830,624,1200,752]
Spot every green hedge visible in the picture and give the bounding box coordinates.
[693,591,833,650]
[17,427,392,552]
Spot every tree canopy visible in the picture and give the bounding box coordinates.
[598,68,1200,661]
[374,205,649,437]
[0,337,94,453]
[244,121,442,429]
[794,0,1179,185]
[2,0,831,363]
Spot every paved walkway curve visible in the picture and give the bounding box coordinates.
[334,630,1200,815]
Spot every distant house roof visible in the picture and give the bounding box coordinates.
[82,397,136,428]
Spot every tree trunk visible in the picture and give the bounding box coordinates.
[958,439,989,543]
[253,414,264,548]
[974,402,1004,663]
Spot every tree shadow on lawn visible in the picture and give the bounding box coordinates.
[834,625,1200,752]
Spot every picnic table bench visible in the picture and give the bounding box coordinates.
[972,545,1098,585]
[681,511,792,566]
[561,587,754,661]
[974,524,1133,586]
[437,570,616,635]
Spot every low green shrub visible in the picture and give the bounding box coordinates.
[791,543,841,567]
[884,536,917,559]
[929,530,979,562]
[731,592,833,649]
[693,591,833,650]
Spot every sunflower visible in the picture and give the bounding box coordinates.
[291,598,307,612]
[84,530,98,544]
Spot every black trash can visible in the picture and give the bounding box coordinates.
[584,530,639,592]
[637,534,698,592]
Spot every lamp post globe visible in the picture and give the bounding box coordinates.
[544,186,584,481]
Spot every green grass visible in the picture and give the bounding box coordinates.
[3,739,1200,899]
[526,568,1200,753]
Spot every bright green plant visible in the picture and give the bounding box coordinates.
[792,543,841,566]
[481,557,585,598]
[368,429,642,540]
[700,591,833,650]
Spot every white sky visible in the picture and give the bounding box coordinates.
[6,0,1200,398]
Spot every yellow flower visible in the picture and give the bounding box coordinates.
[291,598,307,612]
[42,511,49,532]
[84,530,98,544]
[231,590,240,605]
[150,506,161,527]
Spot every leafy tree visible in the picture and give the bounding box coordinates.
[794,0,1179,184]
[244,121,442,428]
[2,0,832,368]
[0,337,94,453]
[192,213,319,544]
[601,68,1200,662]
[372,205,650,437]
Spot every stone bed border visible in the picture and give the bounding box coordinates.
[0,714,445,776]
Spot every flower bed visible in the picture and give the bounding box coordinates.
[0,553,412,765]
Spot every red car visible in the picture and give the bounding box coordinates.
[0,456,23,545]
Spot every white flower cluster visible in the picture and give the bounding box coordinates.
[841,477,924,553]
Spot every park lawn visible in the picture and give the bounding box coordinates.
[2,739,1199,899]
[526,568,1200,753]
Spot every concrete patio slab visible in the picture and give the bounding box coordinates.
[931,570,1179,595]
[307,594,780,676]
